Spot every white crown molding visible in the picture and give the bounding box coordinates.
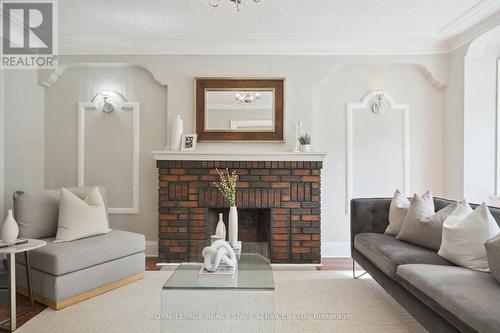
[438,0,500,38]
[59,33,449,56]
[55,1,500,56]
[447,9,500,52]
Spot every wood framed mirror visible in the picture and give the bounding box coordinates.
[195,78,284,141]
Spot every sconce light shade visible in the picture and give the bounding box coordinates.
[90,89,127,114]
[371,91,388,115]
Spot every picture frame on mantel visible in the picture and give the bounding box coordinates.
[195,78,285,142]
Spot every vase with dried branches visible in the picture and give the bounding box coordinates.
[213,169,239,248]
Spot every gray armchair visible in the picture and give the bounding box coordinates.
[13,186,145,309]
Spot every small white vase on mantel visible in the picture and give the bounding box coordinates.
[1,210,19,243]
[215,213,226,240]
[300,144,311,152]
[228,206,238,248]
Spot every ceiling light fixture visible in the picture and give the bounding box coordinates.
[235,92,261,104]
[209,0,261,11]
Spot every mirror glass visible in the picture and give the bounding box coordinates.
[204,89,275,131]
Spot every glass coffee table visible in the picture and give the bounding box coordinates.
[161,242,275,333]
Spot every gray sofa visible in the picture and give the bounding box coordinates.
[13,186,145,309]
[351,197,500,333]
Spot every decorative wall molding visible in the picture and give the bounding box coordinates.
[39,63,164,88]
[345,91,410,213]
[77,102,140,214]
[319,62,447,91]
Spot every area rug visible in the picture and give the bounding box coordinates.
[16,270,426,333]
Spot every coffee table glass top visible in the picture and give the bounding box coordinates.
[162,242,274,291]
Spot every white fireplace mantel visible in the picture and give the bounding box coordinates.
[151,150,326,162]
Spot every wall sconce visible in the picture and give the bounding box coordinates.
[371,90,388,115]
[90,89,127,114]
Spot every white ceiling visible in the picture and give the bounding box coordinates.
[58,0,500,55]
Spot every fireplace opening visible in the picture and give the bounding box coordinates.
[208,208,272,253]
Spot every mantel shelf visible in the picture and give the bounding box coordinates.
[151,150,326,162]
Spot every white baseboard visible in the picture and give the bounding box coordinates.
[145,240,158,257]
[321,241,351,258]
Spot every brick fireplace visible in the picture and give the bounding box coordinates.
[155,154,324,264]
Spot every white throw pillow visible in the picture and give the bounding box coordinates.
[385,190,433,235]
[385,190,410,235]
[438,202,500,272]
[55,187,111,243]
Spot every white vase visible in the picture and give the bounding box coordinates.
[169,114,183,151]
[300,144,311,152]
[228,206,238,248]
[215,213,226,240]
[1,210,18,243]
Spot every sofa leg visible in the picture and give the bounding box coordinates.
[352,260,367,279]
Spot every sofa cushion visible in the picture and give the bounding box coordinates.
[397,264,500,333]
[13,186,109,239]
[354,233,452,280]
[16,230,144,276]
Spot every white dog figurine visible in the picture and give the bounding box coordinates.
[202,240,237,272]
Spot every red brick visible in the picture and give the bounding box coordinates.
[261,176,280,182]
[272,234,289,241]
[273,208,290,215]
[159,214,177,221]
[271,182,290,189]
[281,195,291,201]
[273,240,289,247]
[292,247,311,254]
[170,247,188,253]
[302,215,320,221]
[302,176,320,182]
[273,247,288,253]
[170,169,185,175]
[179,201,197,208]
[301,241,320,247]
[272,227,289,234]
[179,175,199,181]
[292,234,311,241]
[281,202,300,208]
[292,170,311,176]
[272,214,289,221]
[160,175,179,181]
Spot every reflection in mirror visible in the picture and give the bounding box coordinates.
[205,90,274,132]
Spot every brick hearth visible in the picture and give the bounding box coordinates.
[157,160,323,264]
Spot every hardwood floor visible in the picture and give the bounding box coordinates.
[3,257,358,330]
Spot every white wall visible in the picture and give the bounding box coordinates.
[44,66,167,243]
[316,64,445,256]
[3,70,45,211]
[443,44,469,201]
[3,55,448,258]
[463,45,500,204]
